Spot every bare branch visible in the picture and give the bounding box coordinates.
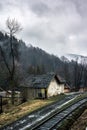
[6,17,22,35]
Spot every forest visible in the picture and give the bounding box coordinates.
[0,30,87,93]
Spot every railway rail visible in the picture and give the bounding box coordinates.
[1,93,87,130]
[1,94,77,130]
[31,97,87,130]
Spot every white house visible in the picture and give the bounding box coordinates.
[20,73,66,101]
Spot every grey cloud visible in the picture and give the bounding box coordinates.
[17,0,87,56]
[0,3,3,11]
[29,2,50,16]
[72,0,87,17]
[27,0,87,19]
[0,0,87,56]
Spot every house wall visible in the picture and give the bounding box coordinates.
[47,79,64,97]
[79,87,87,92]
[22,88,37,100]
[64,88,70,93]
[0,91,6,97]
[84,87,87,91]
[22,88,46,101]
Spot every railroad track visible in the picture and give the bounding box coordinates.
[31,97,87,130]
[1,93,87,130]
[1,94,78,130]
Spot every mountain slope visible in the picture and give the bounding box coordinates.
[0,31,63,74]
[0,31,87,89]
[61,54,87,64]
[19,40,63,72]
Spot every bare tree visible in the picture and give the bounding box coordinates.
[7,18,22,104]
[6,18,22,35]
[0,18,22,104]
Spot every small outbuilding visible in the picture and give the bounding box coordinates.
[79,86,87,92]
[0,87,12,97]
[64,83,71,93]
[0,87,6,97]
[20,73,66,101]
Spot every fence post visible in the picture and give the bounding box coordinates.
[0,96,2,113]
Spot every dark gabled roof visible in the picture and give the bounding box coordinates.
[56,75,66,84]
[0,87,11,94]
[64,83,70,89]
[20,73,65,89]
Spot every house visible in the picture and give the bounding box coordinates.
[79,86,87,92]
[0,87,6,97]
[20,73,66,101]
[0,87,11,97]
[64,83,71,93]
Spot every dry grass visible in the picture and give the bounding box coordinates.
[71,109,87,130]
[0,100,49,127]
[0,94,65,128]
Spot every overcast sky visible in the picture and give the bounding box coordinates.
[0,0,87,56]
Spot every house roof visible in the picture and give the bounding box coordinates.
[64,83,70,89]
[0,87,11,95]
[20,73,65,89]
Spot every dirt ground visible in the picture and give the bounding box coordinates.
[71,109,87,130]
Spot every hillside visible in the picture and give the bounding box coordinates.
[19,40,63,72]
[0,31,87,90]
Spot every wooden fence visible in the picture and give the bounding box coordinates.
[0,96,23,114]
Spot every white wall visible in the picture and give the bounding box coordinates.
[0,91,6,97]
[47,78,64,97]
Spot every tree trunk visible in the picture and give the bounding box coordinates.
[10,80,15,105]
[10,34,15,105]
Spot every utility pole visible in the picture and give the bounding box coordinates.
[0,96,2,113]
